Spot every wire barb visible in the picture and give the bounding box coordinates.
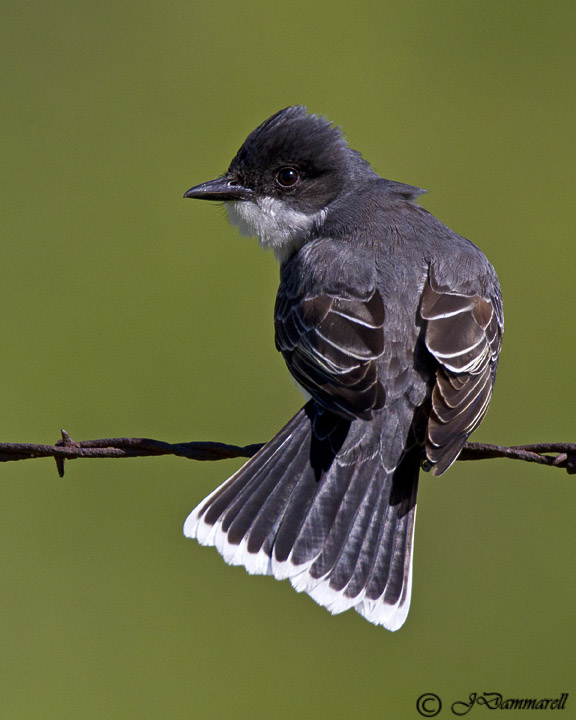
[54,428,74,478]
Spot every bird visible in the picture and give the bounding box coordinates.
[182,106,503,630]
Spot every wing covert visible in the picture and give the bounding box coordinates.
[421,275,503,474]
[275,288,386,420]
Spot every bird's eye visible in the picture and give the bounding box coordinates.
[275,167,300,188]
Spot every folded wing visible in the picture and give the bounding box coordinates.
[421,273,503,474]
[275,286,386,420]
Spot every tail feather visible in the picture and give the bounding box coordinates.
[340,477,388,598]
[225,435,304,546]
[187,408,310,573]
[290,462,385,615]
[184,401,419,630]
[284,458,357,566]
[307,459,379,584]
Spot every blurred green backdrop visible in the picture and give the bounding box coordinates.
[1,1,575,718]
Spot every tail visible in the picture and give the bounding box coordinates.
[184,401,419,631]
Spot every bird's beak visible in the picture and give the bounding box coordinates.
[183,176,253,202]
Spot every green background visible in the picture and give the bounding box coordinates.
[2,1,575,718]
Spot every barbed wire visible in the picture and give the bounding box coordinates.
[0,430,574,477]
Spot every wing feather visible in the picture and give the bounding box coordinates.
[275,287,386,420]
[421,277,503,474]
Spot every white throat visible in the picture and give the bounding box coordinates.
[226,196,326,264]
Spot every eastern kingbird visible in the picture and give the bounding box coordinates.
[183,106,503,630]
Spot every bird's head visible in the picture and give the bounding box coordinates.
[184,106,374,262]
